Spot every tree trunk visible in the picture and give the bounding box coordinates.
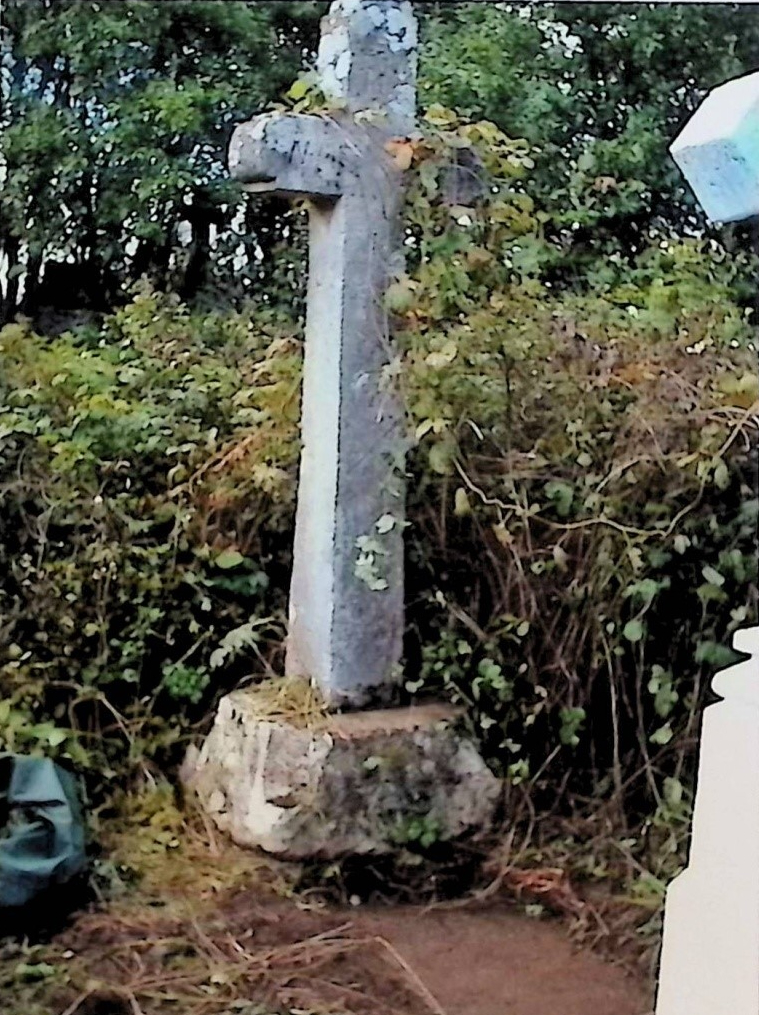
[180,211,212,301]
[1,236,21,324]
[21,249,44,317]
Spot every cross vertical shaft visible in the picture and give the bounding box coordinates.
[229,1,417,708]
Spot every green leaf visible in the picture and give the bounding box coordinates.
[696,583,727,606]
[544,480,574,518]
[287,76,312,102]
[376,513,397,534]
[13,963,58,983]
[215,549,244,570]
[713,460,730,491]
[650,724,673,746]
[454,487,471,517]
[623,620,645,643]
[559,706,586,747]
[385,277,416,314]
[648,666,678,719]
[695,641,739,668]
[663,776,684,808]
[701,565,725,587]
[429,441,454,476]
[623,578,662,607]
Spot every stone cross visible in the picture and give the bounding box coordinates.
[657,70,759,1015]
[228,1,418,709]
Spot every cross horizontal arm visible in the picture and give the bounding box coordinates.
[229,113,352,200]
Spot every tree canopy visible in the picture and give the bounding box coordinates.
[2,1,758,324]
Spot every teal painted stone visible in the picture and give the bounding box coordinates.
[671,71,759,223]
[0,754,86,909]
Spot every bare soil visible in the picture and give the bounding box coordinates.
[41,889,651,1015]
[2,809,655,1015]
[357,905,652,1015]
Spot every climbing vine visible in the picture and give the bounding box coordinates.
[389,108,757,889]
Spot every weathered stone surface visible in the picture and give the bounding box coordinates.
[318,0,417,133]
[227,1,417,709]
[229,114,349,198]
[182,690,501,859]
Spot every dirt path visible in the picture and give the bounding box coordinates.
[355,906,652,1015]
[41,889,652,1015]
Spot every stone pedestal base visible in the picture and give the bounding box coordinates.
[181,690,501,860]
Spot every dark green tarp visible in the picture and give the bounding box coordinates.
[0,754,86,909]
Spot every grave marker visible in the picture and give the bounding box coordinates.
[184,0,500,860]
[656,629,759,1015]
[228,0,418,709]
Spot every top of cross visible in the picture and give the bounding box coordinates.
[317,0,418,133]
[229,1,418,197]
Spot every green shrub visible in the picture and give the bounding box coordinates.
[0,112,756,885]
[394,111,757,878]
[0,288,300,785]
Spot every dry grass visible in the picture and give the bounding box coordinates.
[1,794,443,1015]
[235,675,331,732]
[37,898,444,1015]
[1,801,658,1015]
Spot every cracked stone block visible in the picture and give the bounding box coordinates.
[181,691,501,860]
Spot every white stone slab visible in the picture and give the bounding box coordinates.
[656,626,759,1015]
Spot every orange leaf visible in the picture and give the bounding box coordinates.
[385,139,415,171]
